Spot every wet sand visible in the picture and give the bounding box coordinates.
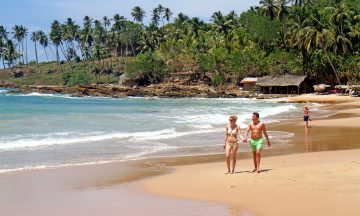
[1,94,360,215]
[0,160,230,216]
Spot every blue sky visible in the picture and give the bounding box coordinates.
[1,0,260,62]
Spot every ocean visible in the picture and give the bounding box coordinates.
[0,88,326,173]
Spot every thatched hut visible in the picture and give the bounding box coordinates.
[240,77,258,91]
[256,75,313,94]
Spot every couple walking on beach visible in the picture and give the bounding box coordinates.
[224,112,270,174]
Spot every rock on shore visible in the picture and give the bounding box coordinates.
[0,83,257,98]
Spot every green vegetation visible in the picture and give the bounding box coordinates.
[1,1,360,86]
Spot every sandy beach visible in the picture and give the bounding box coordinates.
[1,94,360,216]
[145,150,360,216]
[144,94,360,216]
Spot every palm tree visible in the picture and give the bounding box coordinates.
[295,11,341,84]
[50,20,63,64]
[0,25,9,68]
[211,11,224,23]
[131,6,146,24]
[12,25,28,64]
[112,14,127,56]
[31,31,40,65]
[156,4,165,26]
[79,16,94,60]
[189,17,205,37]
[348,20,360,40]
[277,0,291,22]
[139,23,162,52]
[326,3,354,54]
[151,8,160,26]
[62,18,79,61]
[102,16,111,30]
[164,7,173,24]
[259,0,278,20]
[277,0,291,42]
[292,0,312,7]
[3,39,20,68]
[212,11,235,35]
[38,30,50,62]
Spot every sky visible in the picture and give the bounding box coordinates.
[1,0,260,62]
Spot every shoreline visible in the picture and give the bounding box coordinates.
[1,94,360,215]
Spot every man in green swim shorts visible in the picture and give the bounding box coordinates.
[244,112,271,173]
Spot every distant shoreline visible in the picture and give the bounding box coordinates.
[0,82,303,99]
[0,83,253,98]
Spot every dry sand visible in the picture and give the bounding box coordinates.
[144,94,360,216]
[144,150,360,216]
[288,94,360,104]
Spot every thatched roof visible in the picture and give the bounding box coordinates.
[240,77,258,84]
[256,75,307,87]
[350,85,360,90]
[335,85,348,89]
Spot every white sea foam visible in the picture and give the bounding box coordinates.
[173,104,297,127]
[0,160,121,174]
[124,141,178,159]
[0,128,221,151]
[0,89,8,94]
[133,129,219,140]
[260,104,298,118]
[16,92,75,99]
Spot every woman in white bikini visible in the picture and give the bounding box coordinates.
[224,115,244,174]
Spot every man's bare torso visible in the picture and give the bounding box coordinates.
[250,121,264,139]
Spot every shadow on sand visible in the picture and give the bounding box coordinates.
[234,168,273,174]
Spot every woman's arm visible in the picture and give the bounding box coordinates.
[244,123,250,142]
[237,126,244,142]
[224,126,228,148]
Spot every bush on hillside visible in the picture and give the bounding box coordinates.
[62,70,89,86]
[124,51,168,85]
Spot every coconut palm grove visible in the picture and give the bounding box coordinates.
[0,0,360,87]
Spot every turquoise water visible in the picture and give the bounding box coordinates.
[0,88,315,173]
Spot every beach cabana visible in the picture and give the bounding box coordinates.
[240,77,258,91]
[313,84,331,92]
[256,75,313,94]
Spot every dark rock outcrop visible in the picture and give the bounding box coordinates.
[0,83,253,98]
